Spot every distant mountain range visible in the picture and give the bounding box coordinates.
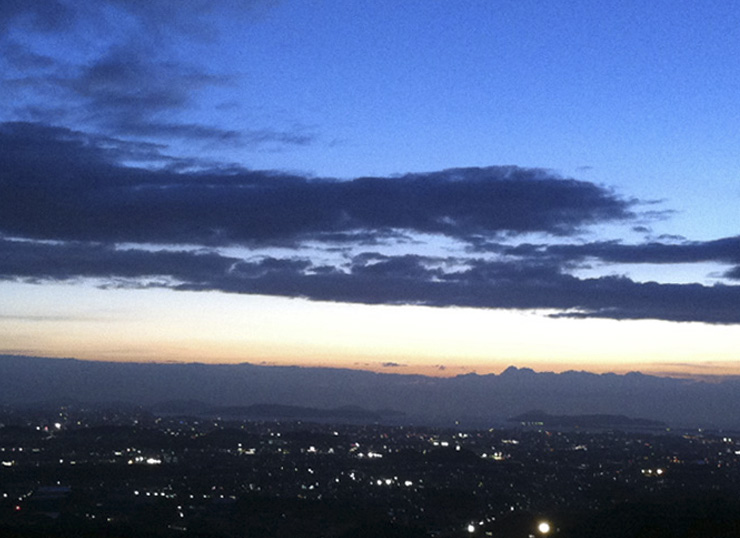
[2,355,740,429]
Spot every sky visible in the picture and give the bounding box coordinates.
[1,0,739,378]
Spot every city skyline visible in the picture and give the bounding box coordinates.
[1,1,739,378]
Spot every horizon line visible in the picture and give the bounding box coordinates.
[2,353,738,383]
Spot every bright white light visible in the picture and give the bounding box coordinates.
[467,523,475,533]
[538,521,551,534]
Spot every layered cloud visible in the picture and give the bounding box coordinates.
[487,237,740,266]
[2,237,739,324]
[2,121,738,324]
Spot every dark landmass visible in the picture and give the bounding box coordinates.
[510,410,666,429]
[203,403,403,421]
[3,355,740,429]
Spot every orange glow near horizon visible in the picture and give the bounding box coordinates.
[1,281,739,379]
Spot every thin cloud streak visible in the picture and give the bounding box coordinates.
[489,238,740,265]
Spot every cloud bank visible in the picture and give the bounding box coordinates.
[2,122,738,324]
[0,123,633,244]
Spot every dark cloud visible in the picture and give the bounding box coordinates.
[546,279,740,324]
[657,234,686,242]
[0,122,635,245]
[72,49,196,114]
[230,258,312,279]
[46,47,307,146]
[1,122,736,326]
[2,236,739,324]
[560,238,740,264]
[59,47,263,144]
[4,4,736,331]
[0,1,312,149]
[0,238,236,283]
[726,266,740,280]
[178,256,740,324]
[351,254,442,280]
[495,237,740,266]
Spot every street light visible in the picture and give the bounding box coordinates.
[537,521,551,534]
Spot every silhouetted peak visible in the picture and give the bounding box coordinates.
[500,366,536,376]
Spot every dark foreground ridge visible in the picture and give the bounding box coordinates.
[3,355,740,428]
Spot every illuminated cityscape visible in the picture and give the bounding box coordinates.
[3,405,740,537]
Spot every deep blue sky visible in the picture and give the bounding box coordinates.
[1,1,739,376]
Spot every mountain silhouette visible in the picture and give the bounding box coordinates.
[2,356,740,428]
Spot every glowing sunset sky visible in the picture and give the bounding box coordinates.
[1,1,739,377]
